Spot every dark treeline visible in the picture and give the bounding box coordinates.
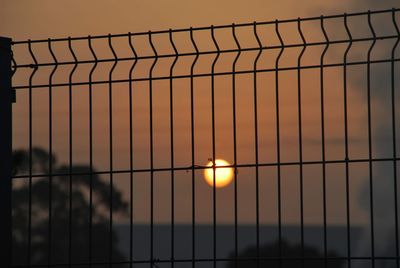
[226,239,343,268]
[12,148,346,267]
[12,148,128,266]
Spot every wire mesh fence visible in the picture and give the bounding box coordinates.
[1,7,400,268]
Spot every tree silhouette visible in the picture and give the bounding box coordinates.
[12,148,129,266]
[226,239,343,268]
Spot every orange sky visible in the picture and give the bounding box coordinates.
[1,0,399,40]
[3,1,400,229]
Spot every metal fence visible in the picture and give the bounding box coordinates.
[1,7,400,268]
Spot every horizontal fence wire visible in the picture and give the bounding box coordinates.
[10,256,400,268]
[11,157,400,179]
[9,7,400,268]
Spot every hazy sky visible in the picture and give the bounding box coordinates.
[1,0,399,41]
[3,0,400,237]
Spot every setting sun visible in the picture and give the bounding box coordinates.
[204,159,234,188]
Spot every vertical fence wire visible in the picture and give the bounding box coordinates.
[47,38,57,268]
[88,35,98,268]
[274,19,284,268]
[169,29,178,268]
[296,17,306,268]
[108,34,118,268]
[231,23,241,268]
[189,27,199,268]
[127,31,137,268]
[148,30,158,268]
[367,11,377,268]
[210,25,220,268]
[67,37,78,268]
[253,21,262,268]
[320,15,329,268]
[343,13,353,268]
[27,39,38,267]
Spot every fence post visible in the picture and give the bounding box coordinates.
[0,36,12,267]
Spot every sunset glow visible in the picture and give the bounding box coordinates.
[204,159,234,188]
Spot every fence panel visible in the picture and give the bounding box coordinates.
[4,7,400,268]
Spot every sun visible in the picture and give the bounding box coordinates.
[204,159,234,188]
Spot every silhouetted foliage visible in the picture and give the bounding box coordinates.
[12,148,129,266]
[226,239,343,268]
